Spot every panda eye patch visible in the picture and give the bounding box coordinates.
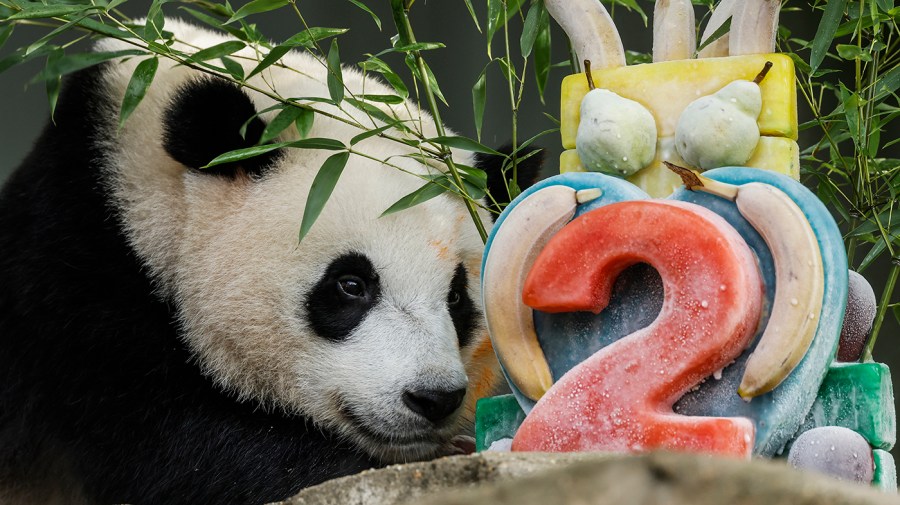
[337,275,367,299]
[448,264,478,347]
[305,252,381,342]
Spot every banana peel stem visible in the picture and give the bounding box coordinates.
[663,161,739,200]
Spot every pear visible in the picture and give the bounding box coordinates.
[674,62,772,171]
[576,60,657,177]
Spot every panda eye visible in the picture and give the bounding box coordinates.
[447,289,461,306]
[337,275,367,299]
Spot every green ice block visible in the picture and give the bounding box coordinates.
[475,394,526,452]
[798,362,896,450]
[873,449,897,492]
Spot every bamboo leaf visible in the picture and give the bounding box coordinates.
[6,4,97,20]
[227,0,289,23]
[0,45,53,75]
[247,45,291,79]
[344,98,408,130]
[360,94,405,104]
[839,83,863,149]
[203,142,289,168]
[259,106,304,144]
[283,27,349,48]
[858,239,888,272]
[406,55,447,105]
[299,151,350,241]
[873,65,899,101]
[472,65,488,141]
[179,7,248,40]
[534,15,551,101]
[327,39,344,103]
[143,0,167,41]
[350,123,394,145]
[188,40,246,63]
[381,179,449,217]
[520,0,544,58]
[811,0,847,73]
[463,0,482,32]
[119,56,159,128]
[868,121,881,158]
[836,43,872,60]
[462,179,487,199]
[612,0,648,25]
[487,0,527,50]
[25,14,89,56]
[76,18,138,40]
[295,107,314,138]
[696,17,732,54]
[46,49,62,123]
[359,56,408,98]
[202,138,345,168]
[0,24,13,52]
[344,0,382,30]
[31,49,146,82]
[106,0,129,10]
[287,138,346,150]
[427,136,502,155]
[220,56,245,80]
[456,164,488,189]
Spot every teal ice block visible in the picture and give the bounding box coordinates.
[797,362,895,450]
[873,450,897,492]
[475,394,525,452]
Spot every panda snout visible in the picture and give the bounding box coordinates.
[401,387,466,424]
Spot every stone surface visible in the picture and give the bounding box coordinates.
[274,452,899,505]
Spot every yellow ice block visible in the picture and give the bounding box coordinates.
[560,53,798,150]
[560,136,800,198]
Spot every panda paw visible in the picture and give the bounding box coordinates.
[438,435,476,457]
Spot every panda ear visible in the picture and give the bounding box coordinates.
[474,145,544,219]
[162,77,282,178]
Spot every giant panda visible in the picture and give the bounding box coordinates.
[0,20,541,505]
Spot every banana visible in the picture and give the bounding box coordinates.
[697,0,737,58]
[545,0,626,71]
[482,185,585,401]
[665,163,825,399]
[653,0,696,62]
[729,0,781,55]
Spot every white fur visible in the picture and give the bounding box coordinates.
[92,21,495,461]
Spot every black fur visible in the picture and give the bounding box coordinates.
[0,67,375,505]
[474,144,545,217]
[448,263,477,348]
[162,77,282,178]
[304,252,382,342]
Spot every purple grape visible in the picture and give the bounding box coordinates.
[788,426,874,483]
[838,270,876,362]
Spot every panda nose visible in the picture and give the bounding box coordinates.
[402,387,466,424]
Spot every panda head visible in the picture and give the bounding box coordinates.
[94,22,541,462]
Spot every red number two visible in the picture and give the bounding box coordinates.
[511,200,762,457]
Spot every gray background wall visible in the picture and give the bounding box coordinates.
[1,2,898,454]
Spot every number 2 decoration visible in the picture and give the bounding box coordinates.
[512,200,761,456]
[482,168,847,457]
